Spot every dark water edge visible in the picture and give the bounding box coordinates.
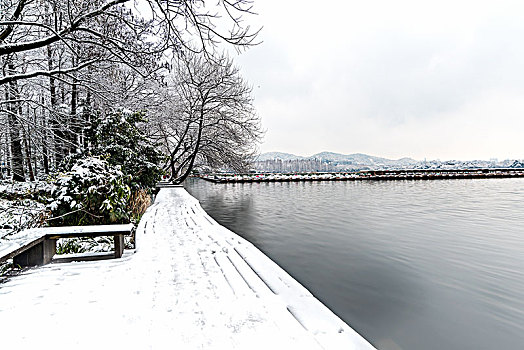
[185,178,524,350]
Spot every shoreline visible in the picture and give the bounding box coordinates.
[200,168,524,183]
[166,188,376,349]
[0,187,375,349]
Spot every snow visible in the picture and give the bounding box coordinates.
[0,188,374,349]
[0,227,45,258]
[0,180,51,237]
[0,198,45,236]
[0,180,53,197]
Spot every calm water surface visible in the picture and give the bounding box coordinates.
[185,178,524,350]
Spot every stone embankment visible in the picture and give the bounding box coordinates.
[201,168,524,183]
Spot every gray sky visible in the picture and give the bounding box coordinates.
[232,0,524,160]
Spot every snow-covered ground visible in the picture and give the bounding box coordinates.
[0,187,374,349]
[0,180,50,236]
[0,198,45,234]
[0,180,53,198]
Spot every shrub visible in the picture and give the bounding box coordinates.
[56,238,88,254]
[56,236,114,255]
[128,189,152,220]
[47,157,130,226]
[1,261,13,277]
[88,110,164,192]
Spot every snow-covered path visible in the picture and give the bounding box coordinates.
[0,188,374,349]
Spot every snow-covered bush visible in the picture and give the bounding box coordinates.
[47,157,130,226]
[88,110,164,192]
[0,261,14,278]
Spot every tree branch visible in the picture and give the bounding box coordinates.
[0,0,129,56]
[0,0,27,43]
[0,58,99,85]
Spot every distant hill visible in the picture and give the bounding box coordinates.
[253,151,523,172]
[256,152,305,161]
[310,152,417,165]
[509,160,524,168]
[256,151,417,167]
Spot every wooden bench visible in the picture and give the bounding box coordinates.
[0,224,134,267]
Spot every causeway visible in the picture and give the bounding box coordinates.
[0,187,374,349]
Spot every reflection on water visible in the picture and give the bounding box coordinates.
[185,178,524,350]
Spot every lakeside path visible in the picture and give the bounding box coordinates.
[0,188,374,349]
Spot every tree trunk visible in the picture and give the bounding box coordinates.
[22,126,35,181]
[1,116,10,179]
[174,109,205,184]
[70,60,78,154]
[6,147,11,177]
[48,45,64,166]
[82,90,91,149]
[41,95,49,174]
[7,63,25,182]
[21,106,35,181]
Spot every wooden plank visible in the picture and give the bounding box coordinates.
[13,239,56,267]
[40,223,134,237]
[45,230,132,239]
[43,224,133,239]
[1,224,133,263]
[52,252,116,264]
[0,235,46,263]
[114,234,124,258]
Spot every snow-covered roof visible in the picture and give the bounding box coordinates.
[0,188,374,349]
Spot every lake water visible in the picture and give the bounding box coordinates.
[185,178,524,350]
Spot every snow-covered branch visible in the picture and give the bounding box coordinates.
[0,58,99,85]
[0,0,130,56]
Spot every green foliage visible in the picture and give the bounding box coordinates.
[57,152,89,173]
[88,110,164,192]
[47,157,131,226]
[0,261,13,277]
[56,239,88,255]
[47,109,161,227]
[55,237,114,255]
[55,236,134,255]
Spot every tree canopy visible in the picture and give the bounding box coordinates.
[0,0,262,185]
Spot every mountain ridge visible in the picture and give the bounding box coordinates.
[254,151,523,171]
[256,151,417,163]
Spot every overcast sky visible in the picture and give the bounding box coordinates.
[231,0,524,160]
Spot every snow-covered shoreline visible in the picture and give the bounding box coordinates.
[0,187,374,349]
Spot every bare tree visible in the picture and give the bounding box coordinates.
[153,51,262,184]
[0,0,260,85]
[0,0,260,182]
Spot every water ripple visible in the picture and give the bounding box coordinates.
[186,178,524,350]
